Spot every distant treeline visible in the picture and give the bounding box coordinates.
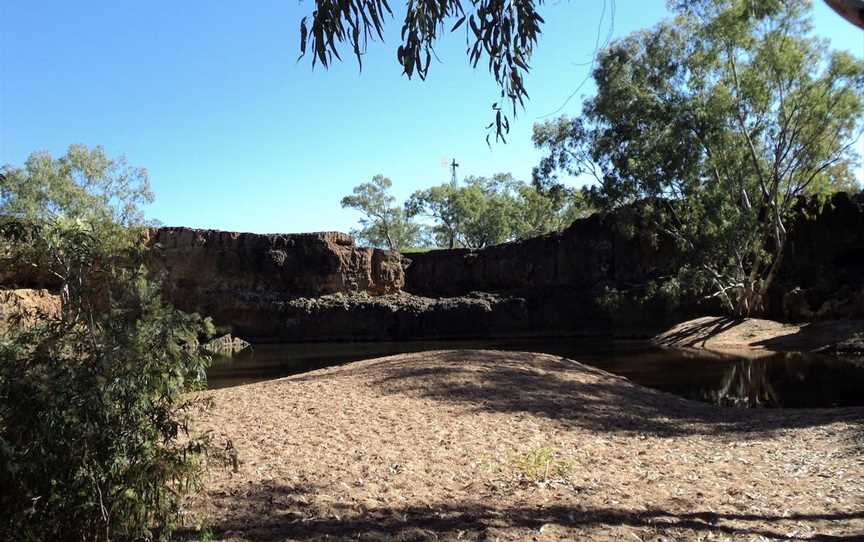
[340,173,592,252]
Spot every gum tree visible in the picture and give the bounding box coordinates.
[533,0,864,316]
[0,146,212,541]
[341,174,422,250]
[406,173,587,248]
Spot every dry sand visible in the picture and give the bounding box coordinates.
[185,350,864,541]
[653,316,864,358]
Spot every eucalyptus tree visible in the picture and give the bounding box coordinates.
[0,146,211,541]
[406,173,586,248]
[533,0,864,316]
[341,174,422,250]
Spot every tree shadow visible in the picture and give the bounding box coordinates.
[294,350,864,438]
[180,481,864,541]
[651,316,742,348]
[753,320,864,353]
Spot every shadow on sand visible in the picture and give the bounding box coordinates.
[291,350,863,438]
[179,480,864,541]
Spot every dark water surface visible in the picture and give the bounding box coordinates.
[207,338,864,409]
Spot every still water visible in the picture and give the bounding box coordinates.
[207,338,864,409]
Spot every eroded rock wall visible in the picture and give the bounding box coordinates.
[0,288,61,334]
[403,192,864,328]
[145,227,405,317]
[2,193,861,341]
[403,210,676,297]
[772,192,864,320]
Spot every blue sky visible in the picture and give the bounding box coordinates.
[1,1,862,234]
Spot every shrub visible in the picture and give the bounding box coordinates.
[1,147,213,541]
[0,220,213,541]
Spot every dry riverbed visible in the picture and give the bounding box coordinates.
[185,350,864,541]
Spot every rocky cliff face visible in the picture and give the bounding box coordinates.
[0,288,61,334]
[403,192,864,325]
[403,209,676,297]
[772,193,864,321]
[157,209,698,342]
[144,228,405,325]
[129,218,681,342]
[2,193,862,342]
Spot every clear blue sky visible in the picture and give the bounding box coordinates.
[1,1,861,234]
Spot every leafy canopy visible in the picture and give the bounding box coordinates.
[341,174,423,250]
[298,0,546,143]
[340,172,590,251]
[407,173,588,249]
[0,146,211,541]
[533,0,864,315]
[1,144,154,227]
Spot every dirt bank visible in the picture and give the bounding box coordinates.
[654,316,864,357]
[185,350,864,541]
[0,288,61,334]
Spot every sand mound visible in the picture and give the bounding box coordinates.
[187,350,864,541]
[654,316,864,357]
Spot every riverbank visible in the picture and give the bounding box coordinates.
[185,350,864,541]
[653,316,864,357]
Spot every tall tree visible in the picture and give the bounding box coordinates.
[405,182,464,249]
[534,0,864,316]
[341,175,422,250]
[0,146,211,540]
[407,173,586,249]
[1,144,153,225]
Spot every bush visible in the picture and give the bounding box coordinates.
[1,147,213,541]
[0,220,212,541]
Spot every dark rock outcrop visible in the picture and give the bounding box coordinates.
[2,193,862,342]
[145,228,405,319]
[403,192,864,330]
[165,209,691,341]
[403,210,676,297]
[771,192,864,321]
[200,289,644,343]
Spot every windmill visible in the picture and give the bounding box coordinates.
[440,156,460,185]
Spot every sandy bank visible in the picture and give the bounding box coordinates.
[654,316,864,358]
[187,350,863,541]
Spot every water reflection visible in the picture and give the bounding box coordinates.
[708,359,780,408]
[702,353,864,408]
[206,339,864,409]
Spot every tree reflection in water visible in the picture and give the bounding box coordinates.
[208,339,864,409]
[704,353,864,409]
[710,359,781,408]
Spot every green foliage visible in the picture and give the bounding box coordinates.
[341,175,423,250]
[533,0,864,316]
[407,173,590,249]
[407,176,517,249]
[342,172,588,251]
[0,146,211,541]
[298,0,544,143]
[505,447,573,486]
[1,144,154,228]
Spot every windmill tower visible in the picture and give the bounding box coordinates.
[440,157,460,185]
[450,158,460,185]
